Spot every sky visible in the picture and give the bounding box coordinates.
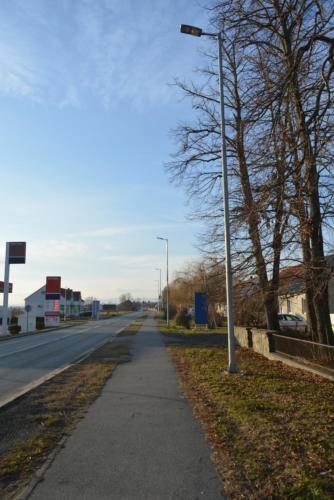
[0,0,211,304]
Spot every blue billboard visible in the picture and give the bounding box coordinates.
[195,292,208,325]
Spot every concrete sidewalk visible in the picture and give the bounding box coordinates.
[29,316,225,500]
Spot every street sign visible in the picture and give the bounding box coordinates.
[45,277,61,328]
[25,305,32,313]
[46,276,61,300]
[92,300,100,318]
[0,281,12,293]
[195,292,208,325]
[8,242,26,264]
[44,312,60,327]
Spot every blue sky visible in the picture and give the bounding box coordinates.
[0,0,211,304]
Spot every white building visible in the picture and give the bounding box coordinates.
[18,286,85,333]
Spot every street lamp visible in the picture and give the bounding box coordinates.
[155,268,162,312]
[180,24,238,373]
[157,237,169,327]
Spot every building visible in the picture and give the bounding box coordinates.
[278,255,334,327]
[23,286,84,318]
[17,285,85,333]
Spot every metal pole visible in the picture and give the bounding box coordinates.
[159,268,162,310]
[2,242,10,335]
[166,239,169,327]
[26,311,29,333]
[218,33,238,373]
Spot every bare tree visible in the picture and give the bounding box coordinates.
[168,0,334,343]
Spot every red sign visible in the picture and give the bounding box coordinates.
[8,242,26,264]
[0,281,12,293]
[46,277,61,294]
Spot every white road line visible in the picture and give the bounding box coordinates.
[0,322,123,360]
[0,322,131,410]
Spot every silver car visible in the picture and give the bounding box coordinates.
[278,313,307,334]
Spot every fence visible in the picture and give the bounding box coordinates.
[234,326,334,370]
[272,333,334,369]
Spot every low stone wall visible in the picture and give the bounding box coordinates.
[234,326,249,349]
[234,326,276,357]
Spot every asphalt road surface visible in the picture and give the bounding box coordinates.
[0,312,142,406]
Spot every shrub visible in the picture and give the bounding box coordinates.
[163,304,177,320]
[175,307,192,329]
[8,325,21,335]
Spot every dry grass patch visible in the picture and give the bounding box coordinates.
[169,345,334,499]
[0,340,131,498]
[117,315,147,336]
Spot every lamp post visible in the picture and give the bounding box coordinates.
[155,268,162,311]
[180,24,238,373]
[157,237,169,327]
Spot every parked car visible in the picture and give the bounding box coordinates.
[278,313,307,334]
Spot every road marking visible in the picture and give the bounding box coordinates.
[0,322,123,360]
[0,315,141,409]
[0,323,130,410]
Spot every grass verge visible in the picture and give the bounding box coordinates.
[158,318,227,337]
[116,315,147,336]
[0,339,132,498]
[168,345,334,499]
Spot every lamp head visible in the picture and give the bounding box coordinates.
[180,24,202,37]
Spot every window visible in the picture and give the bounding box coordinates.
[287,299,291,313]
[302,298,307,314]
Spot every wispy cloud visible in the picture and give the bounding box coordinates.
[72,222,190,238]
[0,0,204,108]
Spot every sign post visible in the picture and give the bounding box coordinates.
[25,304,31,333]
[45,277,61,328]
[91,300,100,320]
[2,242,26,335]
[194,292,208,328]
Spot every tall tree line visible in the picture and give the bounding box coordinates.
[168,0,334,343]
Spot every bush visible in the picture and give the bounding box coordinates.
[8,325,21,335]
[175,307,192,329]
[163,304,177,320]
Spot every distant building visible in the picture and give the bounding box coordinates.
[24,286,84,318]
[102,304,117,312]
[17,285,85,333]
[278,255,334,327]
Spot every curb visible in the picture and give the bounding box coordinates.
[13,436,68,500]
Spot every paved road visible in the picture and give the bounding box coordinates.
[0,312,141,406]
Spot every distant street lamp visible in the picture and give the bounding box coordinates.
[180,24,238,373]
[157,237,169,327]
[155,268,162,311]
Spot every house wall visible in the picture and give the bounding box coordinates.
[328,276,334,313]
[279,275,334,328]
[25,287,46,319]
[18,312,38,333]
[279,293,306,318]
